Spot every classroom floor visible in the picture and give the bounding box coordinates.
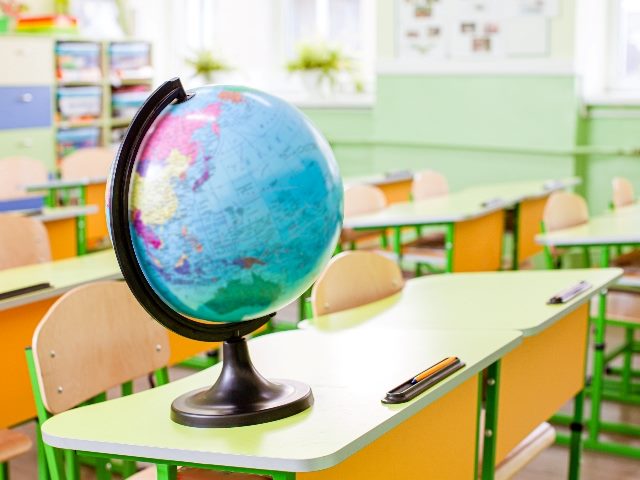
[8,304,640,479]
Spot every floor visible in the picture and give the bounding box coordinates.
[7,303,640,479]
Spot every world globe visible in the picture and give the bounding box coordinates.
[113,83,343,324]
[108,79,338,427]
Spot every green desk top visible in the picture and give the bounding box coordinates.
[26,178,107,191]
[0,249,121,311]
[312,269,622,337]
[42,328,521,472]
[32,205,99,222]
[343,177,578,229]
[536,211,640,247]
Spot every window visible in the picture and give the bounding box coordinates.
[611,0,640,91]
[131,0,374,99]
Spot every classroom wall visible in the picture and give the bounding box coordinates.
[305,0,579,191]
[583,107,640,214]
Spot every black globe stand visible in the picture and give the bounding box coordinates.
[109,77,315,429]
[171,336,313,428]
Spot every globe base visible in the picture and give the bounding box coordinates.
[170,336,313,428]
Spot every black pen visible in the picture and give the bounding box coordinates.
[547,281,591,304]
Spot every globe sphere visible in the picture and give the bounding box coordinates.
[119,85,343,322]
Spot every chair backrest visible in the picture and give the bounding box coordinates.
[31,281,170,414]
[343,184,387,218]
[60,147,115,180]
[542,191,589,232]
[311,251,404,317]
[612,177,634,208]
[0,214,51,269]
[411,170,449,201]
[0,156,48,200]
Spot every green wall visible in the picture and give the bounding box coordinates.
[583,107,640,214]
[304,74,579,190]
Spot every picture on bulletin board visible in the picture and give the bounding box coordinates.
[395,0,556,60]
[396,0,447,58]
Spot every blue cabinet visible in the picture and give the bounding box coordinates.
[0,86,52,130]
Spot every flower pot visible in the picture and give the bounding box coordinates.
[299,70,330,97]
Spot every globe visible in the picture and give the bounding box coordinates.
[117,84,343,324]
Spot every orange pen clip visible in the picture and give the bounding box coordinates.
[410,356,460,385]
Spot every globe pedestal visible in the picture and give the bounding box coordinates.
[171,336,313,428]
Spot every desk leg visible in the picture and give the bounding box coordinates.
[568,390,585,480]
[481,361,500,480]
[588,248,610,444]
[157,464,177,480]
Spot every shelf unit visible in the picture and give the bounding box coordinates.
[0,35,153,174]
[53,38,153,167]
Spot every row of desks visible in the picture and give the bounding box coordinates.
[39,266,621,479]
[344,177,579,271]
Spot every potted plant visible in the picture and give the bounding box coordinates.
[0,0,27,33]
[186,50,230,84]
[286,42,362,96]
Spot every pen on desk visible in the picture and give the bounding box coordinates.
[410,356,459,385]
[481,197,504,209]
[547,280,592,304]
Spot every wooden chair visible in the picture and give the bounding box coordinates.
[27,281,261,479]
[411,169,449,201]
[541,191,590,268]
[0,215,51,270]
[0,428,32,480]
[60,147,115,250]
[612,177,635,209]
[0,157,48,200]
[401,170,450,275]
[340,184,390,252]
[311,252,554,478]
[311,251,404,317]
[59,147,114,180]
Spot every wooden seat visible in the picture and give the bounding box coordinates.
[541,191,590,266]
[494,423,556,480]
[477,411,555,479]
[0,428,32,463]
[59,147,115,180]
[399,170,450,273]
[341,184,389,250]
[0,214,51,270]
[612,176,635,209]
[311,250,404,317]
[0,156,48,200]
[29,281,253,479]
[130,467,270,479]
[411,169,449,201]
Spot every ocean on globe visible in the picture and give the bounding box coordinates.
[120,85,343,323]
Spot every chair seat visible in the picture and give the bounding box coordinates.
[494,422,556,480]
[590,289,640,325]
[0,428,32,463]
[612,249,640,277]
[131,467,270,479]
[340,228,385,244]
[477,413,555,479]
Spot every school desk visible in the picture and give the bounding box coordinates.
[27,177,109,251]
[29,205,98,258]
[344,171,414,204]
[343,177,579,272]
[463,177,580,268]
[536,211,640,459]
[310,268,622,479]
[42,327,521,479]
[0,250,218,429]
